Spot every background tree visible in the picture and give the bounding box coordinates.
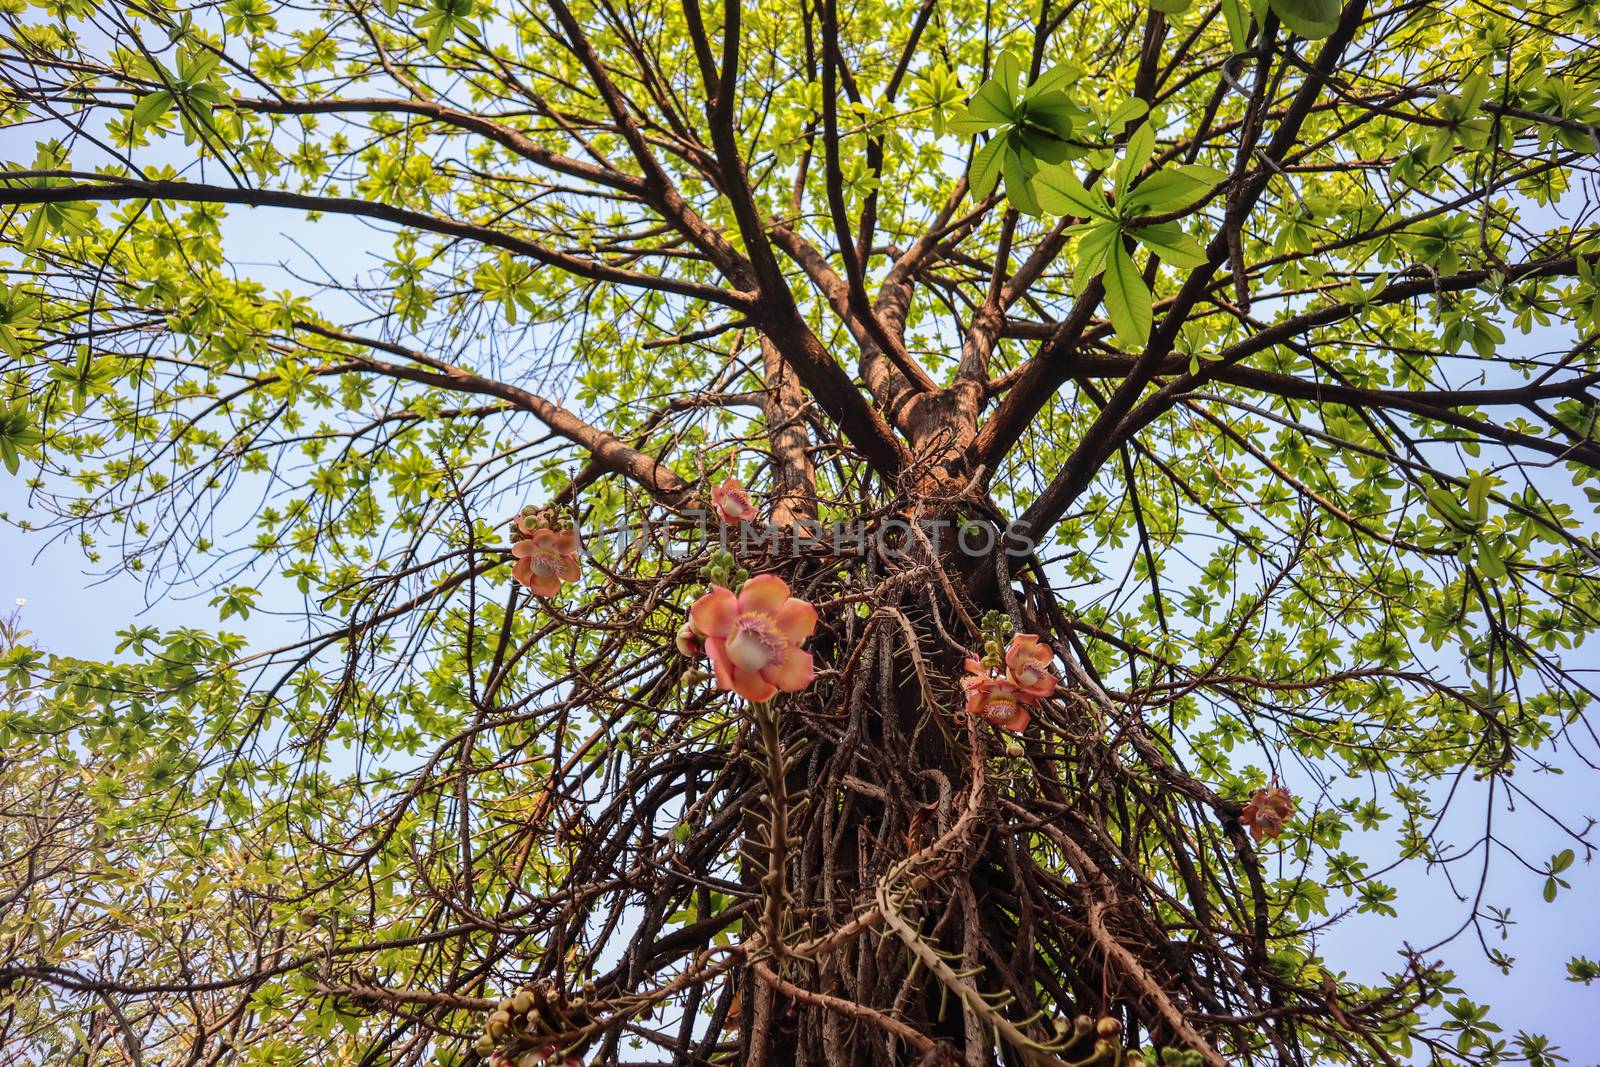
[1,0,1599,1063]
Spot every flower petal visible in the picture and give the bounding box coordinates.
[690,586,740,638]
[730,664,778,702]
[512,558,534,586]
[528,571,561,598]
[963,674,992,716]
[774,597,817,642]
[552,529,579,554]
[737,573,790,614]
[764,645,814,692]
[1010,671,1055,700]
[705,636,736,691]
[558,555,581,581]
[511,539,539,559]
[1005,634,1051,672]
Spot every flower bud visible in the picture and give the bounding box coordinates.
[1096,1016,1122,1039]
[675,623,702,658]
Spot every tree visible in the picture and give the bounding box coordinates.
[1,0,1598,1062]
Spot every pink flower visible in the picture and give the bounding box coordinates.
[689,574,816,702]
[710,476,758,524]
[1004,634,1056,699]
[962,658,1031,734]
[1240,783,1295,842]
[512,521,581,598]
[675,622,703,658]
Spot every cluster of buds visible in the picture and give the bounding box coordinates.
[962,612,1057,736]
[675,543,752,690]
[473,979,593,1067]
[1127,1048,1206,1067]
[1054,1014,1124,1057]
[510,506,581,598]
[1240,781,1296,842]
[698,544,748,591]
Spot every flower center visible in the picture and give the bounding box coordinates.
[981,698,1018,726]
[529,549,561,576]
[727,613,783,672]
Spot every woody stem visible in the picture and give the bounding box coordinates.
[752,700,791,960]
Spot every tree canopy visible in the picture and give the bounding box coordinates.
[1,0,1599,1063]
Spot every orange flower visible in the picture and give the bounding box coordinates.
[710,476,758,524]
[1004,634,1056,699]
[962,658,1031,734]
[511,521,581,598]
[1240,783,1295,842]
[689,574,816,702]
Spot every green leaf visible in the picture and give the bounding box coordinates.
[1130,221,1209,268]
[177,48,222,86]
[1475,535,1505,579]
[969,136,1007,198]
[130,90,174,129]
[1020,128,1071,165]
[1106,97,1149,133]
[949,78,1016,133]
[1222,0,1251,53]
[1427,489,1479,531]
[1115,122,1156,195]
[1466,474,1491,524]
[1022,91,1078,141]
[1027,62,1081,97]
[1075,221,1122,291]
[20,206,49,251]
[1034,166,1112,218]
[993,51,1023,101]
[1269,0,1341,38]
[1552,849,1575,874]
[1122,165,1227,214]
[1000,144,1040,215]
[1450,72,1491,117]
[427,19,452,52]
[1103,242,1153,345]
[1150,0,1193,11]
